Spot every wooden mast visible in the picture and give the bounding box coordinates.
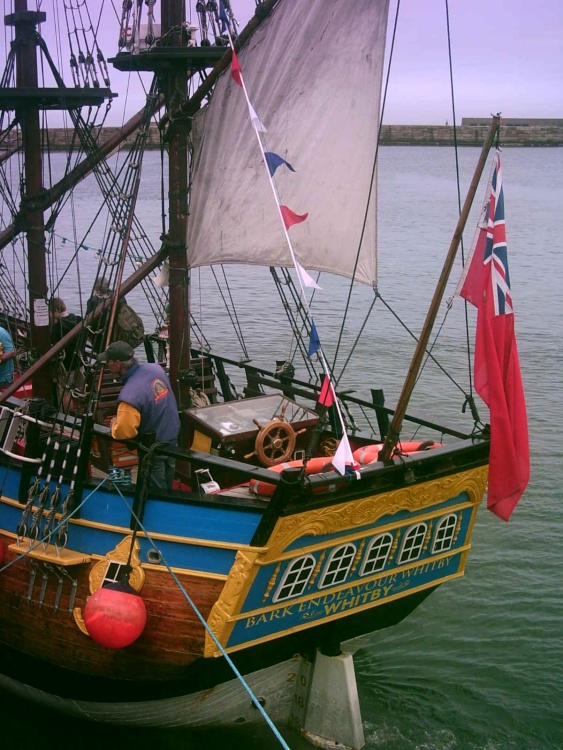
[161,0,191,401]
[379,115,500,462]
[9,0,51,400]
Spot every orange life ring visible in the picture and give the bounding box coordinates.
[250,456,334,497]
[352,440,442,466]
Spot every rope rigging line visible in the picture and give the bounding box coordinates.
[376,291,470,399]
[333,293,379,392]
[21,66,168,357]
[21,24,116,325]
[0,82,168,462]
[444,0,477,410]
[106,480,291,750]
[209,265,251,361]
[3,474,112,576]
[270,267,318,381]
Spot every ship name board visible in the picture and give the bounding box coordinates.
[243,557,453,629]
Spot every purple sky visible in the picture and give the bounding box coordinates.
[1,0,561,125]
[383,0,563,124]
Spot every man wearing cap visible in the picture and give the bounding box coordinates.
[97,341,180,491]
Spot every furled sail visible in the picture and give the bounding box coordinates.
[187,0,389,286]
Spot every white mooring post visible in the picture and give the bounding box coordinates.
[301,649,365,750]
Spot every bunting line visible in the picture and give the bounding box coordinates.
[225,24,358,475]
[264,151,295,176]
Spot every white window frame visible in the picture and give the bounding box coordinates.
[397,523,427,564]
[360,532,394,576]
[318,544,357,589]
[432,514,458,553]
[273,554,316,602]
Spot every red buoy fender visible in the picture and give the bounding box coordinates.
[353,440,443,466]
[250,456,334,497]
[83,582,147,649]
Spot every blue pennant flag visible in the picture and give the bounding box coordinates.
[265,151,296,177]
[219,2,229,32]
[308,319,321,357]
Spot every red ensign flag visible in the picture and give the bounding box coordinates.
[470,151,530,520]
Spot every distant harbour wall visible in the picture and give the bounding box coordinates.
[379,124,563,147]
[2,122,563,150]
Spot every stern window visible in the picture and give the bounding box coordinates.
[397,523,427,564]
[318,544,356,589]
[273,554,316,602]
[360,533,394,576]
[432,514,458,553]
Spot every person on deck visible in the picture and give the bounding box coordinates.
[86,278,112,316]
[0,324,16,389]
[97,340,180,491]
[49,297,82,372]
[86,279,112,354]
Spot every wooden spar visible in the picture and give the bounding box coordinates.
[0,246,167,405]
[378,114,500,463]
[0,142,19,165]
[0,95,164,253]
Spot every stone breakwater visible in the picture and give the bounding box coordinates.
[2,123,562,150]
[379,124,563,147]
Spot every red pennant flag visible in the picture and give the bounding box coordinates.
[318,374,335,408]
[280,205,308,230]
[231,50,242,86]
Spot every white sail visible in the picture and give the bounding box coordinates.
[187,0,389,286]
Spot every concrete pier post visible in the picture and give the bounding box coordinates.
[301,649,365,750]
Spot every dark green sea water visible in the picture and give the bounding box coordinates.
[2,146,562,749]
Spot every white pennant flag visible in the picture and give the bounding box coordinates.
[332,434,355,476]
[296,261,321,290]
[248,102,267,133]
[153,261,169,288]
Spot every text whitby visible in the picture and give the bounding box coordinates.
[244,556,454,629]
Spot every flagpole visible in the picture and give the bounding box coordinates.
[379,114,501,463]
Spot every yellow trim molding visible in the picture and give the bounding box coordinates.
[204,465,487,655]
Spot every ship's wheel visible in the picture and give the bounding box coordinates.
[253,418,297,466]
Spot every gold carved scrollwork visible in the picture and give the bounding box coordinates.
[87,536,145,594]
[73,536,145,636]
[309,549,326,589]
[263,562,281,602]
[264,466,488,561]
[204,549,261,656]
[351,538,365,575]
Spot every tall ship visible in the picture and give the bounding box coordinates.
[0,1,529,747]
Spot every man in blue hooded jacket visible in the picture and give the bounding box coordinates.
[0,324,16,389]
[97,340,180,491]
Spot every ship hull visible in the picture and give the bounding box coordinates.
[0,432,488,730]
